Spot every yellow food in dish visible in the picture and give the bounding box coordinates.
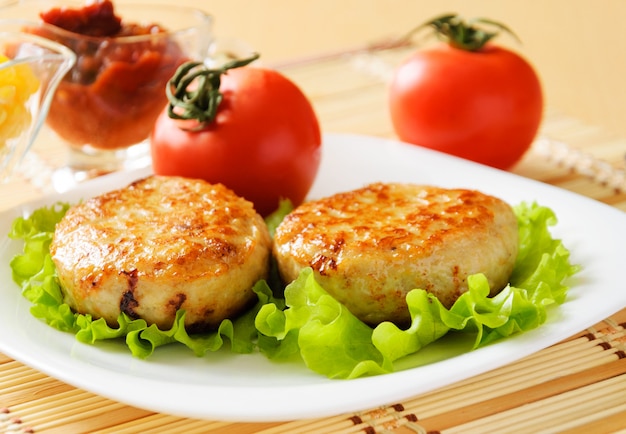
[0,54,40,151]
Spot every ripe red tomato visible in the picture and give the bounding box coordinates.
[151,60,321,216]
[389,16,543,170]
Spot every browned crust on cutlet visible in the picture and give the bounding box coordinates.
[273,183,519,326]
[50,176,272,331]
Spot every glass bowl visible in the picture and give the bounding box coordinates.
[1,0,213,188]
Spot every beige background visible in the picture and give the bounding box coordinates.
[9,0,624,139]
[124,0,622,140]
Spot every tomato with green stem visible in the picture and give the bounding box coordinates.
[150,54,321,216]
[389,14,543,169]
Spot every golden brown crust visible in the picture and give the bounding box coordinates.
[50,176,272,332]
[273,183,519,326]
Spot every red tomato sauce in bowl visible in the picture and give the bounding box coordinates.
[29,0,187,150]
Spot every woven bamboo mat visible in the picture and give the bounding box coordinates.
[2,45,626,433]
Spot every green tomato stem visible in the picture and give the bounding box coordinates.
[402,13,521,51]
[166,53,260,131]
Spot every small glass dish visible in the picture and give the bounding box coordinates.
[0,25,75,184]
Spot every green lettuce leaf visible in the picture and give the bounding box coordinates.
[9,200,578,379]
[8,204,283,358]
[254,201,580,378]
[256,268,392,378]
[264,199,293,237]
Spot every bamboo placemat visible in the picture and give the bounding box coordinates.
[2,45,626,434]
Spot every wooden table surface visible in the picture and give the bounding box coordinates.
[2,44,626,434]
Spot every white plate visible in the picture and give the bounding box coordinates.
[1,133,625,422]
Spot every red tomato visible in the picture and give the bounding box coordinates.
[389,41,543,170]
[151,65,321,216]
